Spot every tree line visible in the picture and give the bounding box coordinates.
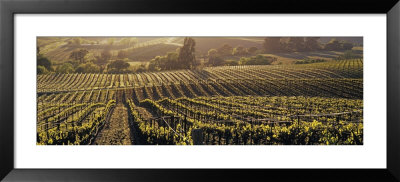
[37,47,132,74]
[263,37,354,53]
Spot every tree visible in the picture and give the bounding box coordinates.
[207,49,224,66]
[117,50,128,59]
[232,46,248,56]
[36,46,54,73]
[37,55,52,71]
[69,49,89,63]
[75,62,100,73]
[148,56,161,72]
[208,49,218,57]
[135,64,147,73]
[95,49,112,65]
[37,65,48,74]
[304,37,321,51]
[101,49,112,60]
[224,60,238,66]
[217,44,233,56]
[120,38,138,47]
[68,38,82,45]
[287,37,305,52]
[239,55,276,65]
[163,52,179,70]
[324,38,342,51]
[107,59,130,73]
[341,42,354,50]
[73,38,82,45]
[178,37,196,69]
[56,63,75,73]
[247,47,258,54]
[263,37,282,53]
[37,46,40,56]
[107,38,115,45]
[207,49,218,65]
[149,51,180,71]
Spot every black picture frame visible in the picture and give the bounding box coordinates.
[1,0,399,181]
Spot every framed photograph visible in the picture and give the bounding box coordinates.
[1,0,399,181]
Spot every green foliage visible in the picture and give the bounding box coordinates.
[207,49,218,57]
[37,100,116,145]
[37,58,363,145]
[56,63,75,73]
[119,37,138,47]
[324,39,342,51]
[37,55,53,71]
[37,65,48,74]
[75,62,100,73]
[117,50,128,59]
[148,52,179,71]
[148,56,161,72]
[148,38,197,71]
[341,42,354,50]
[232,46,248,56]
[247,46,258,54]
[325,39,354,51]
[107,38,115,45]
[264,37,322,53]
[69,49,89,63]
[134,63,147,73]
[162,52,179,70]
[287,37,306,52]
[304,37,321,51]
[224,60,239,66]
[239,55,277,65]
[335,50,362,60]
[178,37,196,69]
[93,49,112,66]
[263,37,282,53]
[294,59,326,64]
[68,38,83,45]
[107,60,130,73]
[101,49,112,61]
[217,44,233,56]
[207,49,225,66]
[135,96,363,145]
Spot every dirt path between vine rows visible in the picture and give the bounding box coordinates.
[93,104,133,145]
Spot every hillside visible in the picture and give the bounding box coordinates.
[37,37,362,64]
[263,48,363,64]
[319,37,363,45]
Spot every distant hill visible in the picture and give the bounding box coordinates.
[37,37,265,63]
[37,37,362,63]
[37,37,169,63]
[319,37,363,45]
[193,37,263,55]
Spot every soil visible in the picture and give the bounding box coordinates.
[93,104,133,145]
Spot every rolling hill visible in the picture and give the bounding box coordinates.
[37,37,362,64]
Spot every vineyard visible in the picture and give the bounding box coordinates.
[37,59,363,145]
